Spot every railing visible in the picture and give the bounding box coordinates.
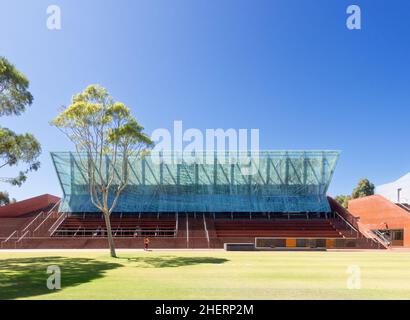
[0,230,18,248]
[52,227,176,238]
[21,210,46,233]
[333,210,359,238]
[32,200,61,236]
[327,197,360,228]
[370,229,391,247]
[25,203,58,232]
[186,214,189,248]
[15,230,30,248]
[328,197,387,249]
[48,212,67,236]
[203,213,210,248]
[333,211,387,249]
[0,201,61,249]
[175,213,179,235]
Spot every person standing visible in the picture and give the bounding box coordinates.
[144,236,150,251]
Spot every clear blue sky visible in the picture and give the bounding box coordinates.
[1,0,410,200]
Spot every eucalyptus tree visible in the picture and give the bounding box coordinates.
[0,57,41,187]
[0,56,33,116]
[352,178,375,199]
[51,85,153,257]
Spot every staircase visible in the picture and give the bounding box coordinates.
[328,196,388,249]
[205,217,220,248]
[1,201,61,249]
[186,214,209,248]
[371,229,391,247]
[175,213,188,248]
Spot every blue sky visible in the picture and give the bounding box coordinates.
[1,0,410,200]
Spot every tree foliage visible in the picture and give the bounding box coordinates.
[0,128,41,186]
[0,57,33,116]
[0,57,41,188]
[334,195,352,209]
[335,178,375,208]
[0,191,15,206]
[51,85,153,257]
[352,178,375,199]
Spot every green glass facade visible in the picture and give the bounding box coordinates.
[51,151,339,213]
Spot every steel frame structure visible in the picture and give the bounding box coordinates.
[51,151,339,213]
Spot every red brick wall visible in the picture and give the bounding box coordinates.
[348,195,410,247]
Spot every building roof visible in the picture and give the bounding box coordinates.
[51,151,339,213]
[0,194,60,218]
[348,195,410,247]
[378,172,410,188]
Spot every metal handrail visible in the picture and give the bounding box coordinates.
[356,225,389,249]
[332,209,387,248]
[21,210,45,233]
[371,229,391,247]
[48,213,67,235]
[203,213,210,247]
[1,202,60,248]
[17,230,29,241]
[21,201,61,234]
[15,230,30,248]
[186,214,189,247]
[52,231,176,238]
[54,228,176,233]
[5,235,219,239]
[33,200,61,234]
[333,210,359,236]
[0,230,18,248]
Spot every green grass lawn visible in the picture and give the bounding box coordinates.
[1,250,410,300]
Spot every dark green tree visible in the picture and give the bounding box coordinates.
[0,57,41,188]
[352,178,375,199]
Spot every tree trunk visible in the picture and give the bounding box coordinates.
[103,212,117,258]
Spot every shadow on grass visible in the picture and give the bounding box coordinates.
[0,257,121,300]
[121,256,229,268]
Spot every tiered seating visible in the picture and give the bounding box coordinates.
[53,215,176,238]
[214,219,342,238]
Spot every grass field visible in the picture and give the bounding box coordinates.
[1,250,410,300]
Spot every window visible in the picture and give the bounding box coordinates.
[392,230,404,241]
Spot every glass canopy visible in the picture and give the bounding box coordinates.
[51,151,339,213]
